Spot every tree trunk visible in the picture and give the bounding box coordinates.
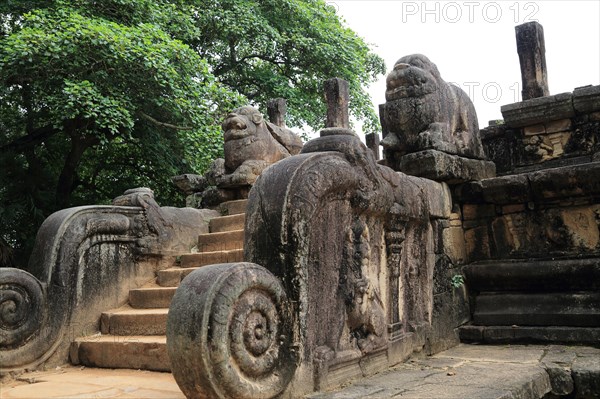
[55,133,98,209]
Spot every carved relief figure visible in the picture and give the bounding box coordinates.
[381,54,485,165]
[342,219,386,353]
[524,135,553,160]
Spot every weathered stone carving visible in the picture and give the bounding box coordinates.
[267,97,287,127]
[221,106,302,187]
[458,78,600,345]
[0,269,44,349]
[324,78,350,129]
[0,188,217,373]
[381,54,485,164]
[167,262,296,399]
[167,75,472,397]
[173,105,303,208]
[342,219,386,354]
[485,85,600,175]
[167,124,467,397]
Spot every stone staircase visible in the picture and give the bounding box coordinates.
[70,199,248,372]
[459,258,600,345]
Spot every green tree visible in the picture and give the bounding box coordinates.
[0,5,243,262]
[187,0,385,131]
[0,0,384,265]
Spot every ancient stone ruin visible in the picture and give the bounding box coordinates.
[0,188,218,373]
[1,21,598,399]
[172,102,303,208]
[380,53,494,182]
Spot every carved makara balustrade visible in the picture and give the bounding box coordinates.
[167,126,464,398]
[1,188,216,373]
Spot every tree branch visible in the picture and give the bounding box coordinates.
[1,125,59,152]
[139,112,194,131]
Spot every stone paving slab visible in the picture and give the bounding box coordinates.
[2,344,598,399]
[308,344,600,399]
[0,367,184,399]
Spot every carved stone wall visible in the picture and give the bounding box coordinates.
[459,83,600,345]
[242,131,467,395]
[457,150,600,262]
[483,85,600,175]
[166,129,469,398]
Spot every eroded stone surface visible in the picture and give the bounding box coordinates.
[397,149,495,183]
[485,84,599,175]
[167,263,296,399]
[222,106,302,185]
[174,106,304,208]
[237,130,469,396]
[381,54,485,170]
[515,21,549,100]
[309,344,562,399]
[0,188,217,373]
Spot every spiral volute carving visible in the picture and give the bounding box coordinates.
[167,262,297,399]
[0,268,45,349]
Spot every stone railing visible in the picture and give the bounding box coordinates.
[0,188,217,373]
[167,129,469,398]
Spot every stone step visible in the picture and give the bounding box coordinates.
[209,213,245,233]
[219,199,248,216]
[459,325,600,346]
[100,308,169,336]
[128,287,177,309]
[70,335,170,372]
[197,229,244,252]
[157,266,201,287]
[179,249,243,269]
[473,292,600,327]
[158,250,244,287]
[464,258,600,292]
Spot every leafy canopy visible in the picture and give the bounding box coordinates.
[187,0,385,131]
[0,0,385,265]
[0,3,244,260]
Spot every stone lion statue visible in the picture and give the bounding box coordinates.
[219,106,303,187]
[381,54,485,166]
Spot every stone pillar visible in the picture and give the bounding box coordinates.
[379,103,388,160]
[324,78,350,128]
[366,133,380,160]
[267,98,287,127]
[516,21,549,100]
[379,104,388,139]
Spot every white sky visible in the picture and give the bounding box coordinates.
[330,0,600,131]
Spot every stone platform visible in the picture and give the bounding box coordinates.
[2,344,598,399]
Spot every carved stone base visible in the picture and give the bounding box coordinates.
[397,150,496,183]
[167,263,297,399]
[314,348,388,392]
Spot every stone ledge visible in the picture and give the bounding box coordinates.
[309,344,558,399]
[574,84,600,114]
[459,325,600,347]
[501,84,600,128]
[501,92,575,128]
[456,161,600,204]
[397,150,496,183]
[464,258,600,292]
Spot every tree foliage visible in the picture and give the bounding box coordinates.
[187,0,385,131]
[0,2,244,262]
[0,0,384,265]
